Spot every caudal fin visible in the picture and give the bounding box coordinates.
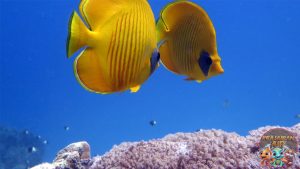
[66,11,90,58]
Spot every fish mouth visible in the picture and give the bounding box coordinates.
[207,62,224,77]
[212,62,224,74]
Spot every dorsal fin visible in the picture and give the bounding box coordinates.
[158,1,215,35]
[79,0,131,31]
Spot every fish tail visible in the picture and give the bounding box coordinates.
[66,11,90,58]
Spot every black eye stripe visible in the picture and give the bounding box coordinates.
[150,49,160,75]
[198,50,212,76]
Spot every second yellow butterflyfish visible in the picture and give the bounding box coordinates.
[156,0,224,82]
[66,0,159,94]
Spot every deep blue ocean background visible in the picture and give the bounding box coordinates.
[0,0,299,162]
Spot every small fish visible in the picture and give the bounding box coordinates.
[64,126,70,131]
[149,120,157,126]
[42,140,48,145]
[156,0,224,82]
[28,146,37,153]
[67,0,158,94]
[295,114,300,119]
[24,130,29,135]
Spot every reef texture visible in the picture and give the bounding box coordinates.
[0,126,45,169]
[32,124,300,169]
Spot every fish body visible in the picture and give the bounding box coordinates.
[156,0,224,82]
[67,0,158,94]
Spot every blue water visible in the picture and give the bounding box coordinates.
[0,0,299,162]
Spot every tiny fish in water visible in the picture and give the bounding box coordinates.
[64,126,70,131]
[42,140,48,145]
[67,0,159,94]
[28,146,37,153]
[156,0,224,82]
[149,120,157,126]
[24,130,29,135]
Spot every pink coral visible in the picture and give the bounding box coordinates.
[32,123,300,169]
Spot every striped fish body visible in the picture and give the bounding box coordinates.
[156,1,224,82]
[67,0,157,94]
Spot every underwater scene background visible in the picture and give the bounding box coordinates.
[0,0,299,166]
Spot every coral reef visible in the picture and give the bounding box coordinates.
[32,124,300,169]
[0,126,45,169]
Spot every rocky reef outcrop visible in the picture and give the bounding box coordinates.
[32,124,300,169]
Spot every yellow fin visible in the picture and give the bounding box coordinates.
[196,80,202,83]
[79,0,125,30]
[158,1,214,33]
[130,85,141,93]
[74,48,111,94]
[66,11,90,58]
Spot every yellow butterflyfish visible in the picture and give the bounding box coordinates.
[156,0,224,82]
[66,0,159,94]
